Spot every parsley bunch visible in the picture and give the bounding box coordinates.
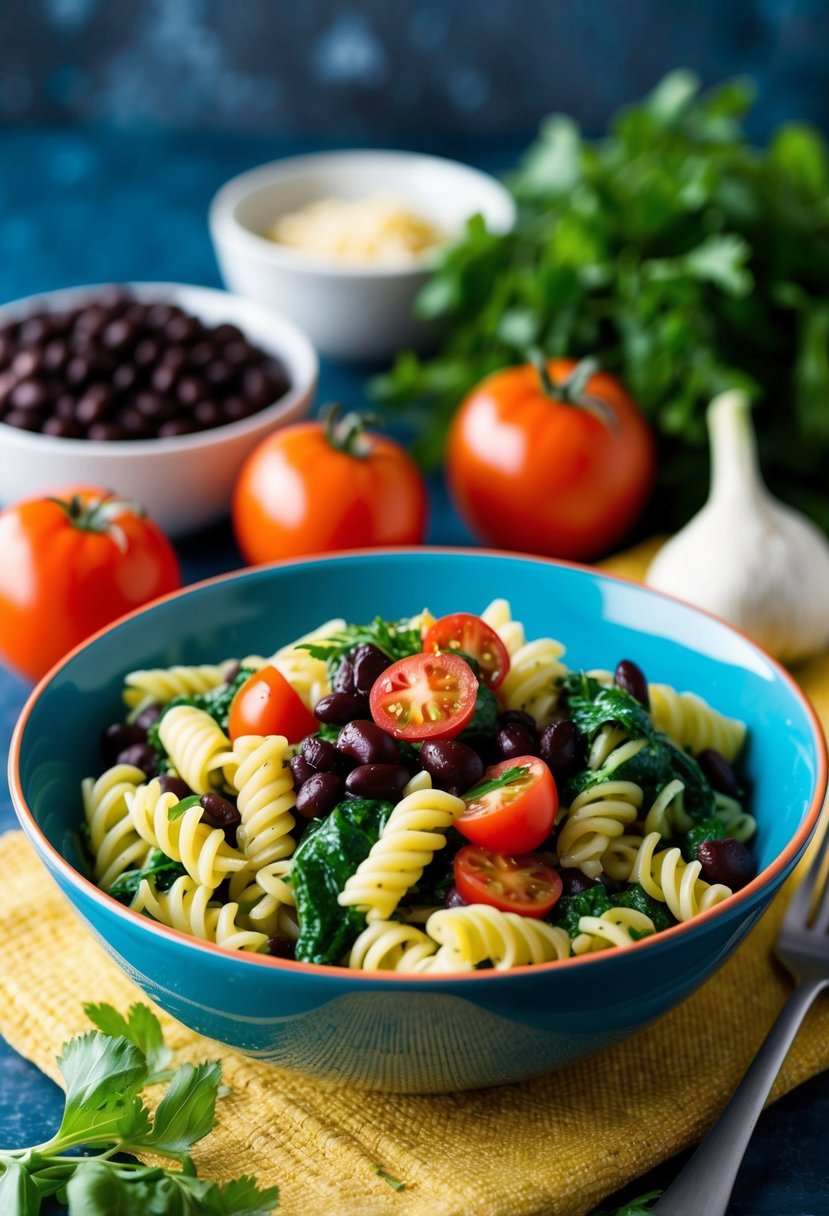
[0,1002,278,1216]
[374,70,829,533]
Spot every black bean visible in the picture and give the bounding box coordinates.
[133,338,161,367]
[419,739,484,793]
[199,792,241,831]
[495,722,538,760]
[295,771,343,819]
[18,316,52,347]
[42,339,70,372]
[444,886,467,909]
[556,868,597,897]
[337,720,400,766]
[158,418,197,438]
[212,322,245,345]
[88,421,128,441]
[134,701,163,730]
[539,720,583,779]
[116,741,158,777]
[497,709,537,733]
[351,644,391,695]
[54,393,78,420]
[12,350,39,378]
[101,721,146,764]
[267,934,295,959]
[76,386,114,425]
[188,340,215,368]
[193,400,224,429]
[165,315,202,344]
[205,359,234,388]
[314,691,369,725]
[614,659,650,708]
[102,318,137,351]
[697,749,742,799]
[301,735,339,772]
[289,754,315,792]
[43,416,83,438]
[242,365,274,408]
[345,764,411,801]
[10,379,50,412]
[112,363,139,393]
[134,391,178,422]
[151,364,178,394]
[222,395,258,422]
[3,409,42,430]
[158,774,192,800]
[177,375,208,406]
[332,653,357,694]
[697,839,757,890]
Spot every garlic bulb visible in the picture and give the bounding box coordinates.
[647,390,829,664]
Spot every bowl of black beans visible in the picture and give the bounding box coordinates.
[0,282,318,536]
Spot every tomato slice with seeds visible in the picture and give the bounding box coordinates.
[454,845,563,918]
[368,652,478,741]
[456,756,557,853]
[423,612,510,689]
[228,665,317,743]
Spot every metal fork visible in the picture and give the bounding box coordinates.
[652,814,829,1216]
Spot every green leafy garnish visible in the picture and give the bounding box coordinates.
[167,794,202,822]
[613,884,674,932]
[292,798,394,964]
[682,814,726,861]
[374,1164,406,1192]
[0,1002,279,1215]
[560,673,654,744]
[553,884,613,937]
[464,764,529,802]
[373,71,829,534]
[107,849,187,904]
[298,616,423,679]
[593,1190,662,1216]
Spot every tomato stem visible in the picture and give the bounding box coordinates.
[47,492,143,552]
[529,352,618,430]
[321,404,375,458]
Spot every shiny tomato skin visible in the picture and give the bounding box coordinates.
[228,665,318,743]
[454,845,563,918]
[232,421,427,565]
[447,359,655,560]
[369,652,478,741]
[0,487,180,683]
[456,756,557,853]
[423,612,510,689]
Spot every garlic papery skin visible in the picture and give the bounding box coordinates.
[646,389,829,665]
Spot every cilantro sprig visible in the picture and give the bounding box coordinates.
[0,1002,279,1216]
[298,616,424,679]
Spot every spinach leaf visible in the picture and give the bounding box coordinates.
[459,680,499,744]
[107,850,187,903]
[146,666,255,758]
[292,798,394,965]
[612,884,674,932]
[560,673,655,743]
[552,884,613,937]
[682,815,726,861]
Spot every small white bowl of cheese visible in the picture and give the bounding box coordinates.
[209,150,516,363]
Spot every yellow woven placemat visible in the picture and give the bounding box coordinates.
[1,539,827,1216]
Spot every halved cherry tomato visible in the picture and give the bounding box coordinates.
[368,652,478,741]
[455,756,557,853]
[228,665,317,743]
[423,612,510,689]
[454,845,563,918]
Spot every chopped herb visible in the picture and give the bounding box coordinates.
[299,616,424,680]
[167,794,202,821]
[374,1165,406,1192]
[464,764,529,802]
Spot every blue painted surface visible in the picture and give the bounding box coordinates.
[0,126,826,1212]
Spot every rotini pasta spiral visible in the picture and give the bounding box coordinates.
[714,793,757,844]
[122,661,235,709]
[348,921,439,972]
[649,685,746,762]
[482,598,567,724]
[572,907,656,955]
[423,904,571,971]
[228,859,296,936]
[232,735,296,867]
[127,780,246,890]
[630,831,732,922]
[557,780,643,878]
[157,705,236,794]
[600,833,644,883]
[82,763,152,890]
[133,875,267,952]
[338,786,465,922]
[643,778,688,838]
[271,618,346,710]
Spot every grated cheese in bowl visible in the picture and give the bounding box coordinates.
[269,194,445,266]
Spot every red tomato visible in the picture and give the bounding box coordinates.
[232,408,427,565]
[454,845,563,918]
[229,665,318,743]
[455,756,557,853]
[368,652,478,741]
[447,358,655,560]
[0,487,180,682]
[423,612,510,689]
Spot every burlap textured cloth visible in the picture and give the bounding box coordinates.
[1,539,828,1216]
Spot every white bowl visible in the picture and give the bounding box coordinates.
[209,149,516,363]
[0,282,318,537]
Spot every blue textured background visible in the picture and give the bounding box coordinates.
[1,0,828,1210]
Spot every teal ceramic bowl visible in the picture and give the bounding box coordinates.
[9,550,827,1093]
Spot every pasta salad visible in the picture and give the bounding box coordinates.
[80,601,756,973]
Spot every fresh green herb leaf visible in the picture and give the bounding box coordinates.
[299,616,423,679]
[312,723,342,745]
[56,1032,150,1146]
[593,1189,662,1215]
[83,1001,172,1078]
[132,1061,221,1157]
[561,674,655,744]
[553,885,613,938]
[167,795,202,822]
[0,1158,41,1216]
[374,1164,406,1192]
[292,798,394,965]
[464,765,529,802]
[107,850,187,903]
[682,815,726,861]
